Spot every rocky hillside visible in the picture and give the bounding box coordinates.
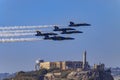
[3,69,47,80]
[67,69,113,80]
[5,68,114,80]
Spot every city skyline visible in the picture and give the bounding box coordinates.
[0,0,120,73]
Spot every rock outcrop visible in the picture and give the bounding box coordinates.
[5,69,114,80]
[67,69,114,80]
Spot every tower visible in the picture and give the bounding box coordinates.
[83,50,87,69]
[35,59,44,71]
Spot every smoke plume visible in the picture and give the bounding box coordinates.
[0,33,35,37]
[0,38,42,43]
[0,30,37,33]
[0,25,56,30]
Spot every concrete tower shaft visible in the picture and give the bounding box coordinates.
[83,50,87,69]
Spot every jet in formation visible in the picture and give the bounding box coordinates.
[35,31,57,36]
[35,30,75,41]
[44,35,74,41]
[61,30,83,34]
[35,21,91,41]
[53,26,83,34]
[69,21,91,27]
[53,26,75,31]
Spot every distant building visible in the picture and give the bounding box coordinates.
[93,63,105,70]
[40,61,83,70]
[36,51,90,70]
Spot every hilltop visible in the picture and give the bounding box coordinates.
[4,67,114,80]
[3,51,114,80]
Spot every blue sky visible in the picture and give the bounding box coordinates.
[0,0,120,73]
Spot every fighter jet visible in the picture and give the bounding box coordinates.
[61,30,83,34]
[69,21,91,27]
[44,35,74,41]
[53,26,75,31]
[35,31,57,36]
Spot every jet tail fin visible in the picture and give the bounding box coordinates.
[70,21,74,25]
[36,31,41,34]
[54,26,59,30]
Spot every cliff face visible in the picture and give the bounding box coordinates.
[67,69,114,80]
[5,69,114,80]
[4,70,46,80]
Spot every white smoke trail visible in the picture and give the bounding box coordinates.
[0,38,42,43]
[0,33,35,37]
[0,25,57,30]
[0,30,37,33]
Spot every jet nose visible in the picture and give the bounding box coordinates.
[79,31,83,33]
[70,38,75,40]
[67,37,75,40]
[87,24,91,26]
